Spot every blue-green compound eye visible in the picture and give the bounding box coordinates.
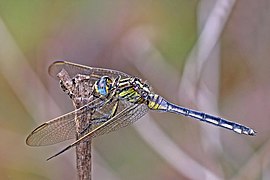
[95,76,112,96]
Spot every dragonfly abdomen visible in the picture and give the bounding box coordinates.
[167,103,256,136]
[147,94,169,111]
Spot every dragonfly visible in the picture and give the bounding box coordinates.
[26,61,256,160]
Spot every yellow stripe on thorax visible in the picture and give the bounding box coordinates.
[119,87,143,103]
[118,88,134,97]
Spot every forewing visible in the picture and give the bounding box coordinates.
[48,61,130,80]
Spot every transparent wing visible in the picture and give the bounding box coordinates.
[26,97,104,146]
[48,61,130,81]
[47,103,149,160]
[89,103,149,138]
[93,96,130,117]
[26,112,76,146]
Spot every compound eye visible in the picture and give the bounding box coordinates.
[96,76,112,96]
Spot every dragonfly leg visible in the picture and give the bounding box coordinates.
[79,117,107,135]
[79,100,119,135]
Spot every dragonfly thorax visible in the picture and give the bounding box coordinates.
[94,76,113,97]
[130,77,151,98]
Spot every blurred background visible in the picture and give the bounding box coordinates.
[0,0,269,179]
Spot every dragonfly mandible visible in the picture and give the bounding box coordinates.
[26,61,256,160]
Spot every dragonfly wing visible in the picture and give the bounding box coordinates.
[26,112,76,146]
[46,103,149,160]
[90,100,128,127]
[77,103,148,142]
[26,97,103,146]
[48,61,130,80]
[106,103,149,134]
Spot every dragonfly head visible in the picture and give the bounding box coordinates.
[94,76,113,96]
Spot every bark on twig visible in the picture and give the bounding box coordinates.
[57,69,92,180]
[74,99,92,180]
